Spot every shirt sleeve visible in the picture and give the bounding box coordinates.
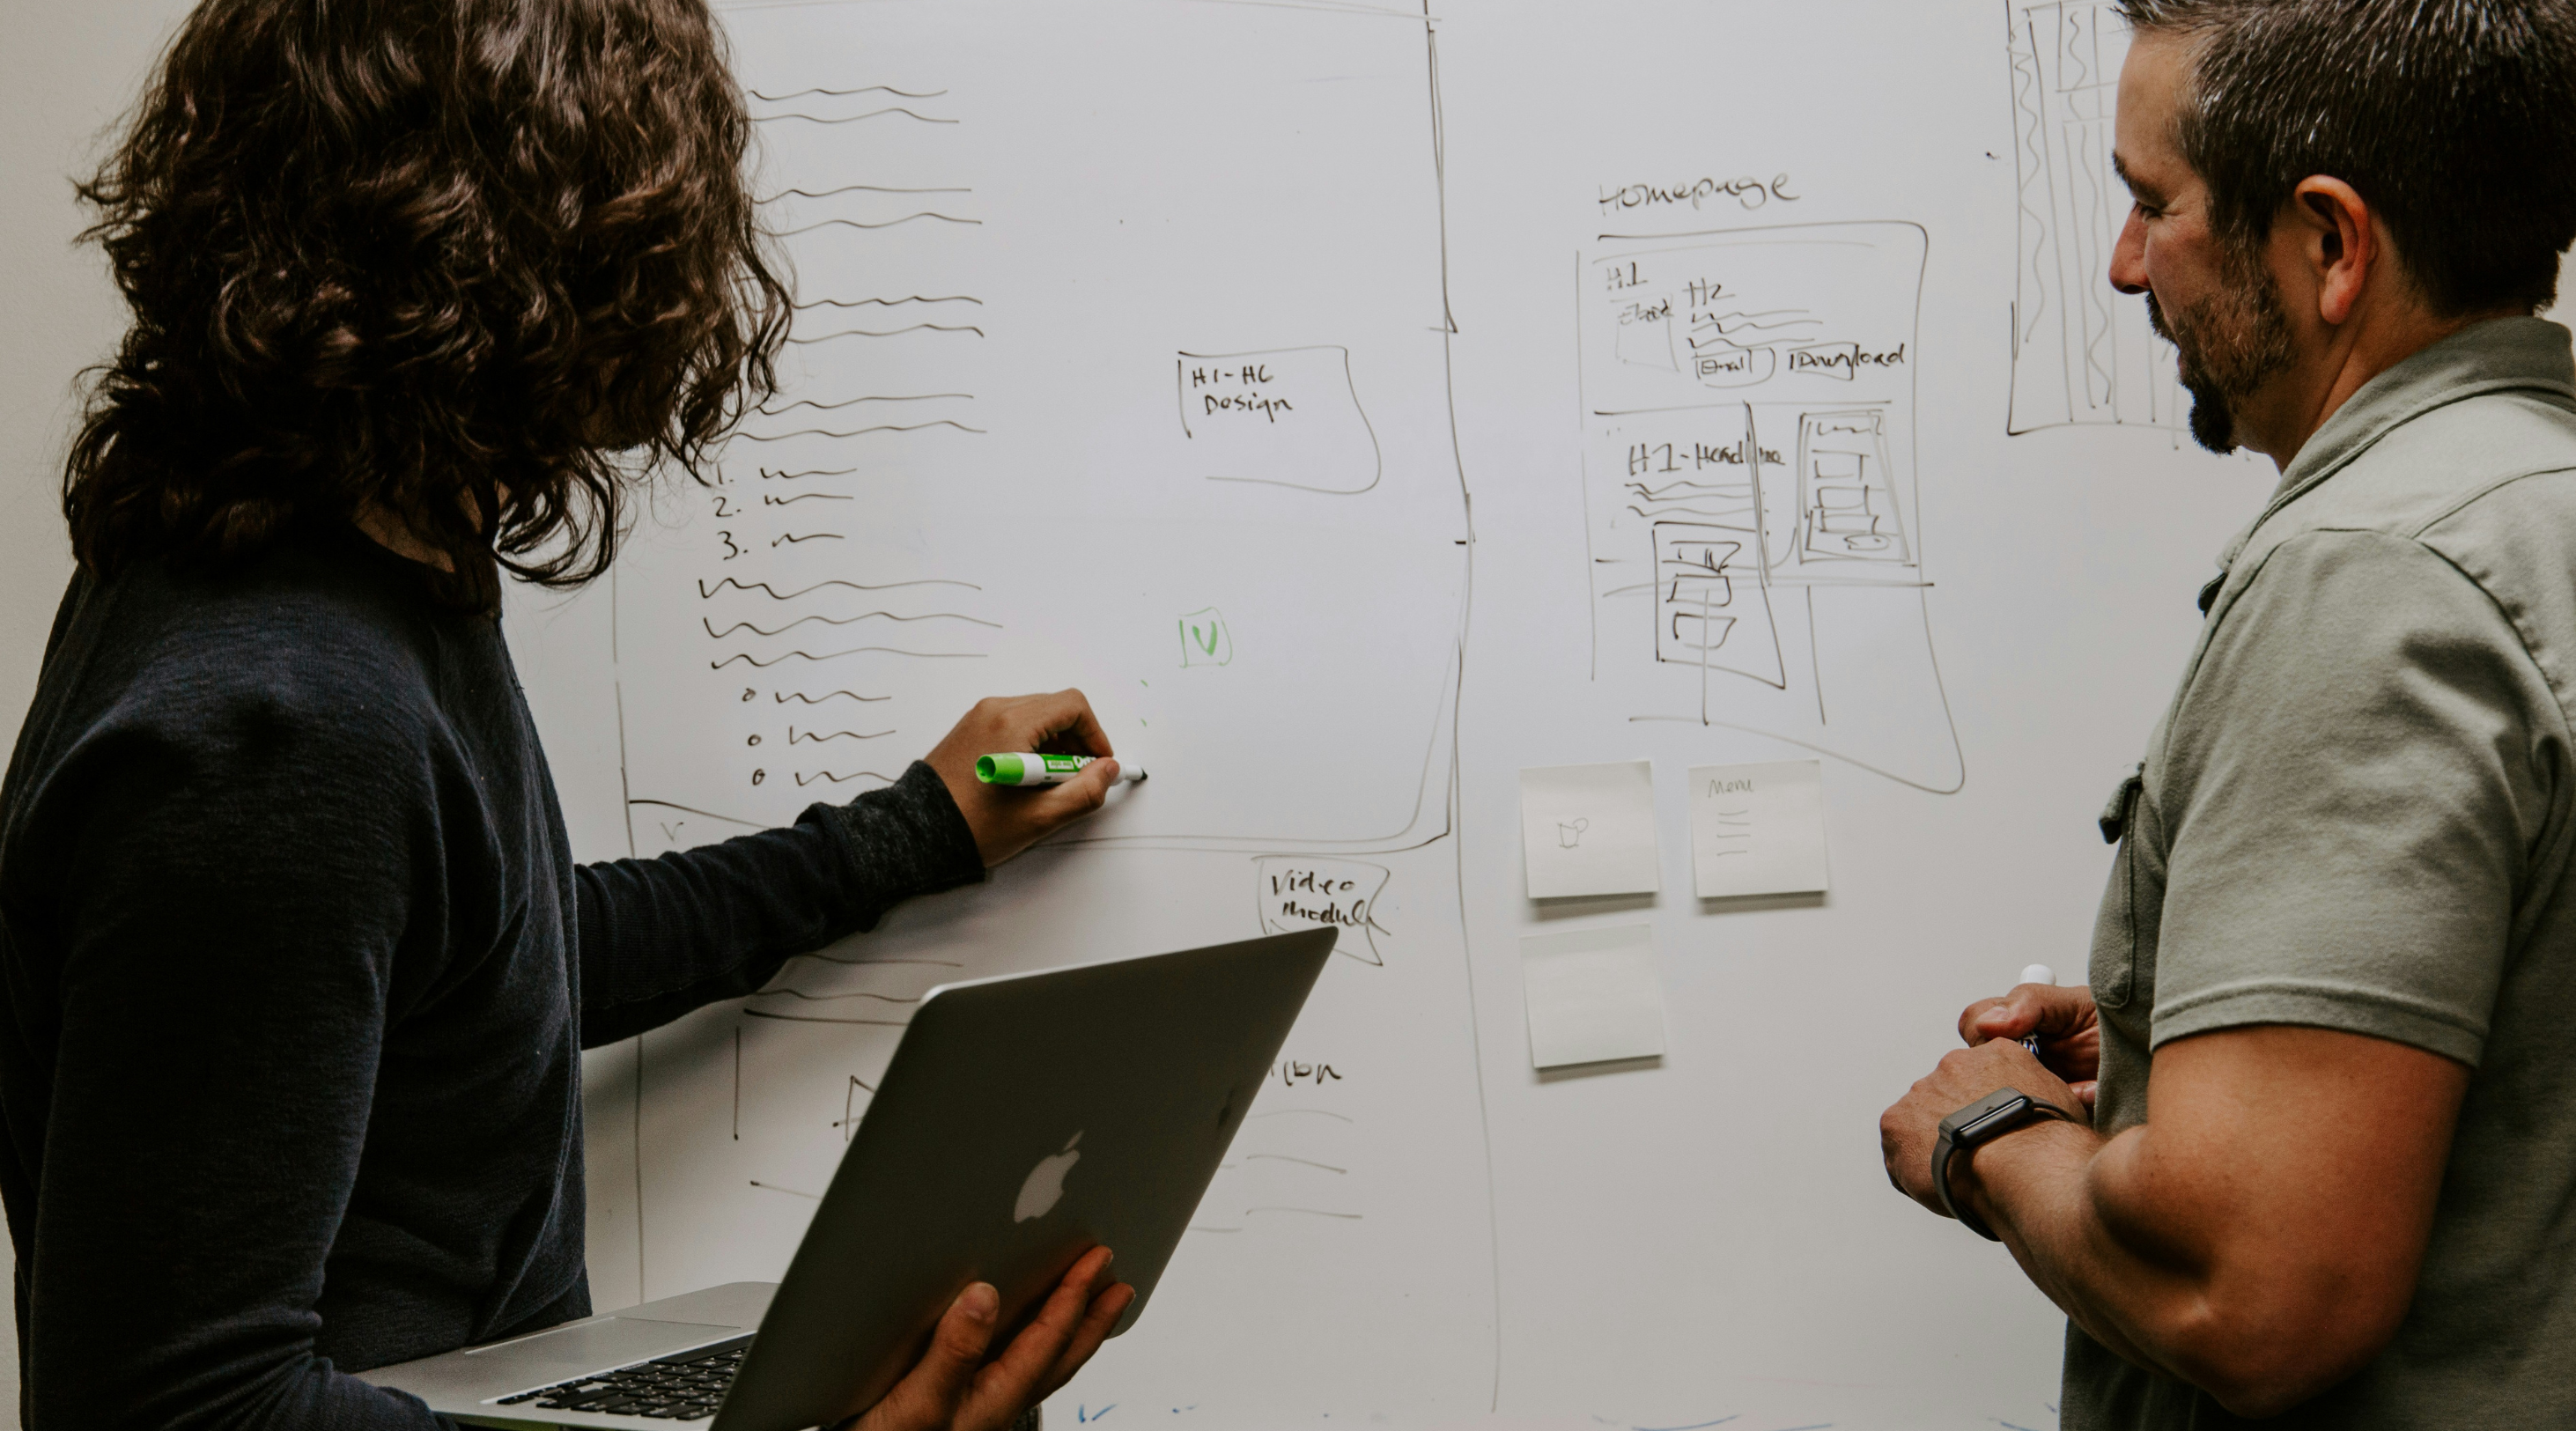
[2152,527,2568,1064]
[572,761,984,1047]
[27,696,450,1427]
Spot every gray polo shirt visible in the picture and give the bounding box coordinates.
[2065,316,2576,1427]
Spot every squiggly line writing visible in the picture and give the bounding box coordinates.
[785,327,986,345]
[711,647,985,668]
[755,467,860,482]
[703,613,1000,639]
[749,85,946,101]
[779,214,980,236]
[755,107,956,127]
[739,420,987,440]
[793,295,983,309]
[698,578,984,599]
[758,394,974,416]
[769,186,971,205]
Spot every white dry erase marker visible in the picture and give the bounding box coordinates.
[975,753,1148,786]
[2018,963,2056,1053]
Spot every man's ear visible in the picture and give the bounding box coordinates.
[2292,176,2376,327]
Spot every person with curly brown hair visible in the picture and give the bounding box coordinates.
[0,0,1133,1427]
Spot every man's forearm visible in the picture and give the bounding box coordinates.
[1959,1119,2208,1385]
[1890,1024,2462,1417]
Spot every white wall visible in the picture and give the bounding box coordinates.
[0,0,186,756]
[0,2,196,1420]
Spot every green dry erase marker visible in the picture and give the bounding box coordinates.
[975,753,1148,786]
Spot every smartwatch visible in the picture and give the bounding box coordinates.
[1931,1087,2080,1241]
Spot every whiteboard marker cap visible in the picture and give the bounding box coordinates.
[2020,963,2057,987]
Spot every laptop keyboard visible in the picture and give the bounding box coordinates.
[492,1332,753,1420]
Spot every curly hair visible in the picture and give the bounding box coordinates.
[64,0,790,609]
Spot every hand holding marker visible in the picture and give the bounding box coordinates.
[925,691,1128,868]
[2019,964,2055,1053]
[978,753,1148,786]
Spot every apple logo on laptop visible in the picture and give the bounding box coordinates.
[1015,1132,1083,1222]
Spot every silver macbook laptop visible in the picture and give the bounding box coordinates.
[361,929,1338,1431]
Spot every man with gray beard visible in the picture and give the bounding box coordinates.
[1877,2,2576,1426]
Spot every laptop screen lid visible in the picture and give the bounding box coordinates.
[713,927,1338,1431]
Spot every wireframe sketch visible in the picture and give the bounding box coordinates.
[1177,346,1382,494]
[597,4,1498,1426]
[2006,0,2191,433]
[1580,223,1962,793]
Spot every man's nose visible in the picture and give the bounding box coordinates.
[2108,205,2152,295]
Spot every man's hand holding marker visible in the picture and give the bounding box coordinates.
[925,690,1140,867]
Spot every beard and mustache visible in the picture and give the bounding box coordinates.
[2144,241,2297,454]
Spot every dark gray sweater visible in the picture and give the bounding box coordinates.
[0,528,984,1428]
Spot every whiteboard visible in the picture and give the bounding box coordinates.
[0,1,2358,1427]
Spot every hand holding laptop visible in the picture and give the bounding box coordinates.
[847,1247,1135,1431]
[365,933,1330,1430]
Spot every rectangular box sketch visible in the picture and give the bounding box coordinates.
[1798,409,1908,565]
[1580,223,1962,794]
[1653,521,1783,688]
[1176,345,1382,495]
[2006,0,2191,433]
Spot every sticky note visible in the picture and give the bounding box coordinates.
[1688,758,1830,898]
[1519,761,1661,899]
[1520,924,1666,1069]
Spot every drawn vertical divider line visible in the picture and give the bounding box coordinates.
[1424,8,1503,1410]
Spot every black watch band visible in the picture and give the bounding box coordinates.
[1930,1087,2079,1241]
